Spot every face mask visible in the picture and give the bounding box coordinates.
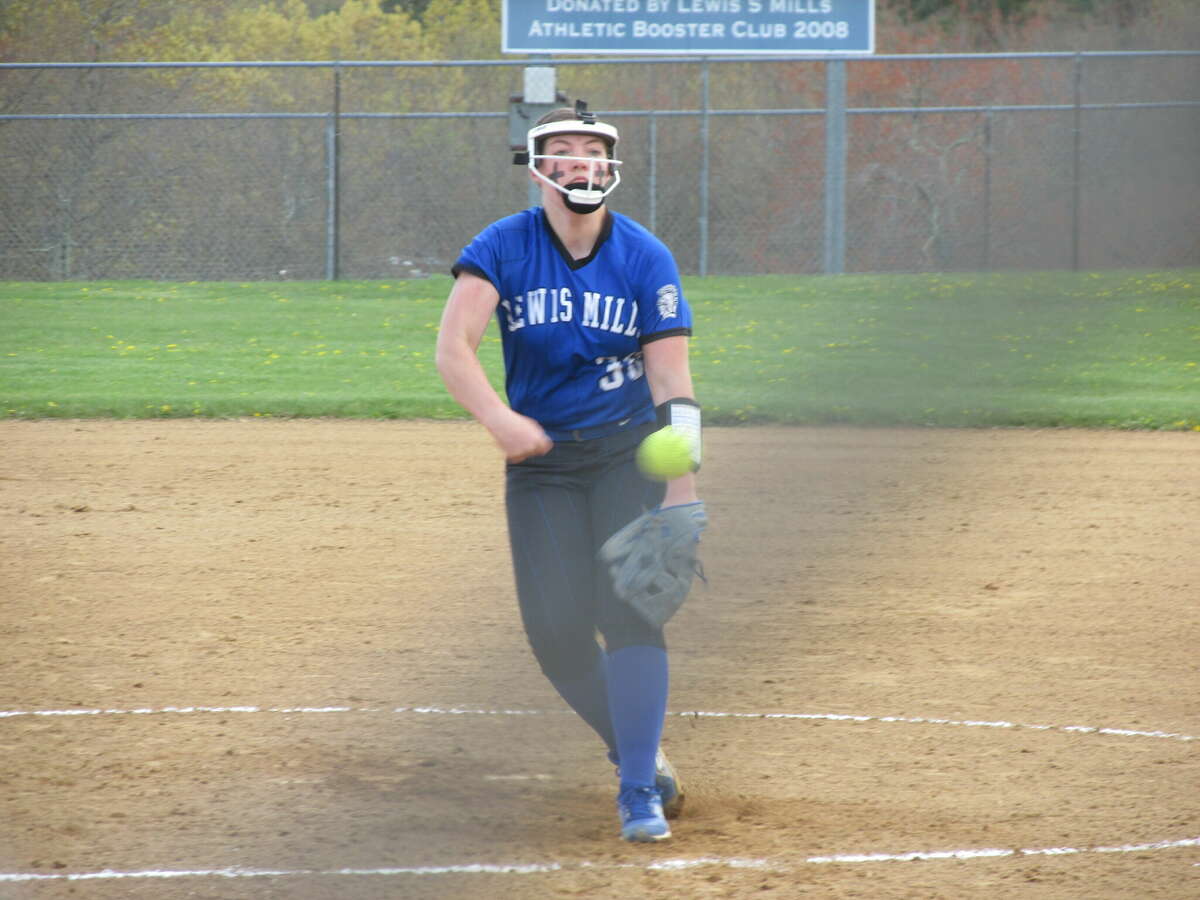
[515,103,623,211]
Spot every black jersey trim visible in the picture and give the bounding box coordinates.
[543,208,613,270]
[639,327,692,346]
[450,261,493,284]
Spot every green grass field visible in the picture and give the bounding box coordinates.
[2,271,1198,429]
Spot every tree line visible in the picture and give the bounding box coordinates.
[1,0,1192,62]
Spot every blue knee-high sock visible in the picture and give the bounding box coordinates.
[549,653,617,756]
[606,645,669,789]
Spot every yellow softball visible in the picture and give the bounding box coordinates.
[636,426,693,481]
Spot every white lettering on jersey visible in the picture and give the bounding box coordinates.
[582,291,602,328]
[501,296,526,332]
[607,295,626,333]
[595,351,645,392]
[624,300,639,336]
[582,291,637,334]
[597,355,623,391]
[510,287,637,336]
[526,288,548,325]
[559,287,573,321]
[550,287,573,322]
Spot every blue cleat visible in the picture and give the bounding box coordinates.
[654,748,685,820]
[610,747,686,820]
[617,785,671,842]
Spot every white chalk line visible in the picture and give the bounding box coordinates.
[1,838,1197,883]
[1,703,1195,743]
[3,704,1196,884]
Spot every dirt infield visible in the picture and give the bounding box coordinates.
[1,420,1197,899]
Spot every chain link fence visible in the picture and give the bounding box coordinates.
[1,53,1197,281]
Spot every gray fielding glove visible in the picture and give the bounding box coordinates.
[599,501,708,628]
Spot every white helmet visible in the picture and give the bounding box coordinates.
[515,100,622,212]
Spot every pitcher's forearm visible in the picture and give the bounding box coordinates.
[436,339,507,426]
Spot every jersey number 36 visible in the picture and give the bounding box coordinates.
[596,352,645,392]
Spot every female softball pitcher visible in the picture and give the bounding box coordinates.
[435,101,704,843]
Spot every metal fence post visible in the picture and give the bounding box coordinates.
[983,108,993,271]
[699,58,710,277]
[325,61,341,281]
[648,112,657,235]
[1071,52,1083,272]
[823,58,847,275]
[519,59,557,209]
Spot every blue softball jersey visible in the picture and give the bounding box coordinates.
[452,208,692,436]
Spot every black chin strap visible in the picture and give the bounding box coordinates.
[564,193,604,215]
